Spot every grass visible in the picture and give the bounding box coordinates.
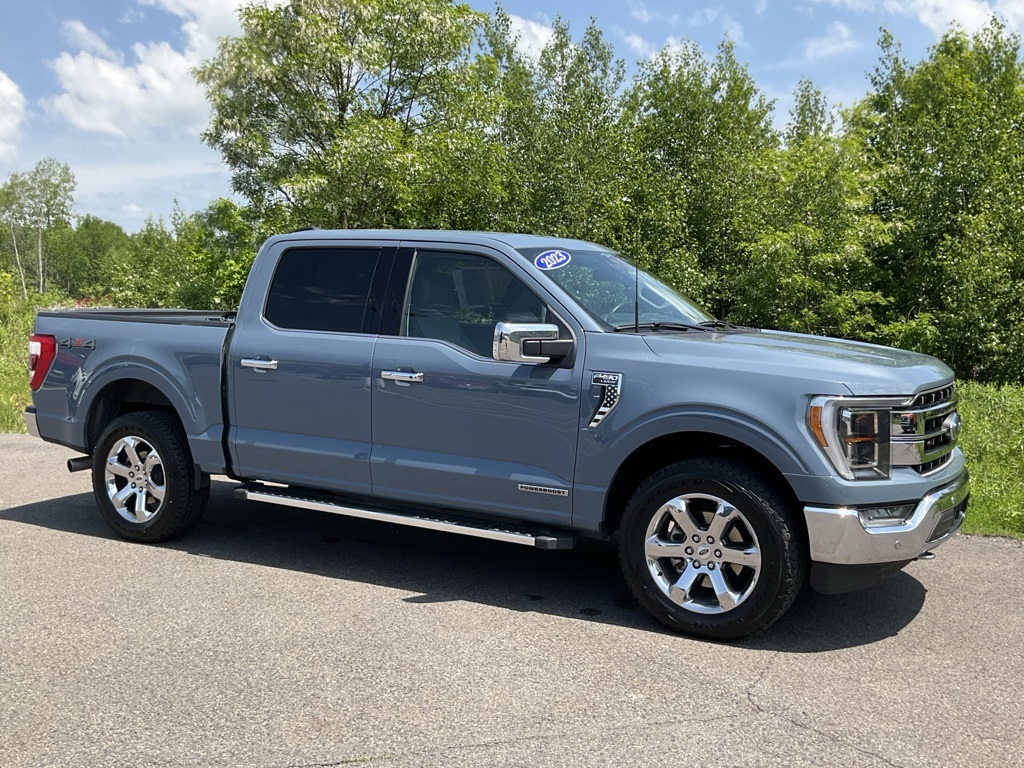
[955,381,1024,538]
[0,311,1020,537]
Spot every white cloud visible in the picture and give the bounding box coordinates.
[689,7,722,26]
[812,0,1023,33]
[687,7,746,46]
[804,21,861,59]
[61,20,119,61]
[721,14,747,46]
[0,71,26,162]
[507,14,555,59]
[754,0,769,14]
[631,2,655,24]
[620,30,656,59]
[631,1,679,25]
[886,0,997,33]
[46,0,243,138]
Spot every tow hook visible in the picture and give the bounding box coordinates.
[915,551,937,561]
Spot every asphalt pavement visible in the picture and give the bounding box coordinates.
[1,434,1022,767]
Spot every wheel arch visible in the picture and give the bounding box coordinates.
[82,373,190,451]
[602,430,804,538]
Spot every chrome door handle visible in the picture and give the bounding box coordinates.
[241,358,278,371]
[381,370,424,383]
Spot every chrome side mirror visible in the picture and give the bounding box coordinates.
[493,322,560,364]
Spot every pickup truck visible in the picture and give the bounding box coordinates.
[24,230,969,639]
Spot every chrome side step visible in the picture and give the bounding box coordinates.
[235,485,577,550]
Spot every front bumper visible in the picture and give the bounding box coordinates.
[803,469,969,566]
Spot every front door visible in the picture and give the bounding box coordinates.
[369,245,584,527]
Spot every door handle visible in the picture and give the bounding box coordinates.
[381,370,424,383]
[241,358,279,371]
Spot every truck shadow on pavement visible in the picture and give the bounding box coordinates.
[2,480,928,652]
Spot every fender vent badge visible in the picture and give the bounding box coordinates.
[589,372,623,428]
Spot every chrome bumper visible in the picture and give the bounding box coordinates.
[24,407,40,438]
[804,471,969,565]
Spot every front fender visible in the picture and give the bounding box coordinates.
[571,406,815,532]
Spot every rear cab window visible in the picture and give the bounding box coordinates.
[264,247,382,333]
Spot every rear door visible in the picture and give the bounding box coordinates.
[228,238,396,494]
[369,242,584,527]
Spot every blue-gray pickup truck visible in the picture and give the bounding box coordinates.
[24,230,969,639]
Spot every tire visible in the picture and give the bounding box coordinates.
[91,410,210,543]
[619,457,806,641]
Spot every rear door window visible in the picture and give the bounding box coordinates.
[264,247,381,333]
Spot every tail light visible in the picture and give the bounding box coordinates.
[28,335,56,390]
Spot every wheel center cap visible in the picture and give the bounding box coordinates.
[697,545,711,558]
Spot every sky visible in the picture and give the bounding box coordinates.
[1,0,1021,233]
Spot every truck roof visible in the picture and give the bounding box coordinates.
[265,229,603,252]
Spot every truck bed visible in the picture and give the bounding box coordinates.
[30,308,233,470]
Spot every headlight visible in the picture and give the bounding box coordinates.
[809,396,896,480]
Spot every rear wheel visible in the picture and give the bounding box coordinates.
[619,458,805,640]
[92,410,209,542]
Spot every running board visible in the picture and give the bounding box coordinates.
[235,484,577,550]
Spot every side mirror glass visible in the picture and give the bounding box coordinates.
[492,322,560,364]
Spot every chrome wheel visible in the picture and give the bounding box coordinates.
[104,435,167,523]
[644,492,762,615]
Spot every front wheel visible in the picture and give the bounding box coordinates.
[619,458,806,641]
[92,410,209,543]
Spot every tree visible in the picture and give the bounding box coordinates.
[492,16,629,243]
[0,174,29,298]
[21,158,76,294]
[737,80,889,337]
[195,0,484,229]
[849,20,1024,380]
[621,40,778,312]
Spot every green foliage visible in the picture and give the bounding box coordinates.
[0,276,58,432]
[736,81,891,338]
[850,21,1024,381]
[621,40,777,310]
[195,0,484,229]
[957,381,1024,537]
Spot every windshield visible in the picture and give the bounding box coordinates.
[517,247,713,330]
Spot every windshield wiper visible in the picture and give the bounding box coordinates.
[696,320,739,330]
[613,321,710,333]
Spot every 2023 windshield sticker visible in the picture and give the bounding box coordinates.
[534,250,571,270]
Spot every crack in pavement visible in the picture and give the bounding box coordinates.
[272,712,750,768]
[744,652,905,768]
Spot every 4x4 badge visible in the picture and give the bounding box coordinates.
[589,372,623,428]
[59,338,96,350]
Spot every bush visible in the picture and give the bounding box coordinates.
[0,273,38,432]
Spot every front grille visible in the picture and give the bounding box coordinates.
[893,384,959,475]
[914,455,952,474]
[927,495,969,542]
[911,385,955,408]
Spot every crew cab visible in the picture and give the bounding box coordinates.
[24,230,969,639]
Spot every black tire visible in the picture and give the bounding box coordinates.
[91,410,210,543]
[619,457,806,641]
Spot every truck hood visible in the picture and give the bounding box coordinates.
[642,329,954,397]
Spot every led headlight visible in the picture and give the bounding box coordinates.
[809,396,897,480]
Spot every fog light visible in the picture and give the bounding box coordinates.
[859,504,915,528]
